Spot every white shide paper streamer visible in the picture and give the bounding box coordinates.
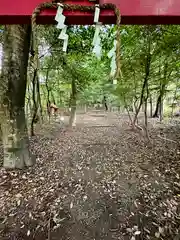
[108,40,117,79]
[92,5,102,59]
[55,4,68,52]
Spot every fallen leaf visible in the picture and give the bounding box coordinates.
[134,230,141,235]
[155,232,160,238]
[159,226,164,234]
[70,202,73,209]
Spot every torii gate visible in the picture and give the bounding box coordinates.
[1,0,180,25]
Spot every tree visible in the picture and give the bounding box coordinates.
[110,25,180,123]
[0,25,35,168]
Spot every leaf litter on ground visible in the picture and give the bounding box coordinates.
[0,111,180,239]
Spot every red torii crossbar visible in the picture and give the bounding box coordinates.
[1,0,180,25]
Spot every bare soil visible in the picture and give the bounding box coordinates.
[0,111,180,240]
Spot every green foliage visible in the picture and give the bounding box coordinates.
[114,25,180,111]
[28,24,180,115]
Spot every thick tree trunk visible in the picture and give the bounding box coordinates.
[153,95,161,118]
[144,96,150,140]
[0,25,35,169]
[153,62,168,119]
[69,79,77,127]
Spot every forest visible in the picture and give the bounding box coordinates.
[0,24,180,239]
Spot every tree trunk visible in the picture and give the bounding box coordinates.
[36,76,43,123]
[26,81,32,122]
[144,96,150,140]
[103,96,108,111]
[133,97,138,113]
[153,96,160,118]
[31,69,38,136]
[133,35,151,125]
[69,79,77,127]
[160,97,164,122]
[45,70,51,122]
[144,84,150,140]
[149,95,153,118]
[0,25,35,169]
[133,76,148,125]
[171,78,178,118]
[153,62,168,119]
[124,97,133,125]
[153,85,165,118]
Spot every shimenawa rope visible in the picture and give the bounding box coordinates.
[31,1,122,80]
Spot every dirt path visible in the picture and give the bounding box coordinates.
[0,111,180,240]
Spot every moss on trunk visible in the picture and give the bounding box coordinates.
[0,25,35,169]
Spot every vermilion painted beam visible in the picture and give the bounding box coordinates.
[1,0,180,25]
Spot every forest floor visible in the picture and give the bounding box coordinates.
[0,110,180,240]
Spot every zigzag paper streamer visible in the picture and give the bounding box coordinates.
[55,5,69,52]
[55,5,65,29]
[92,36,101,60]
[92,5,102,59]
[108,40,117,77]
